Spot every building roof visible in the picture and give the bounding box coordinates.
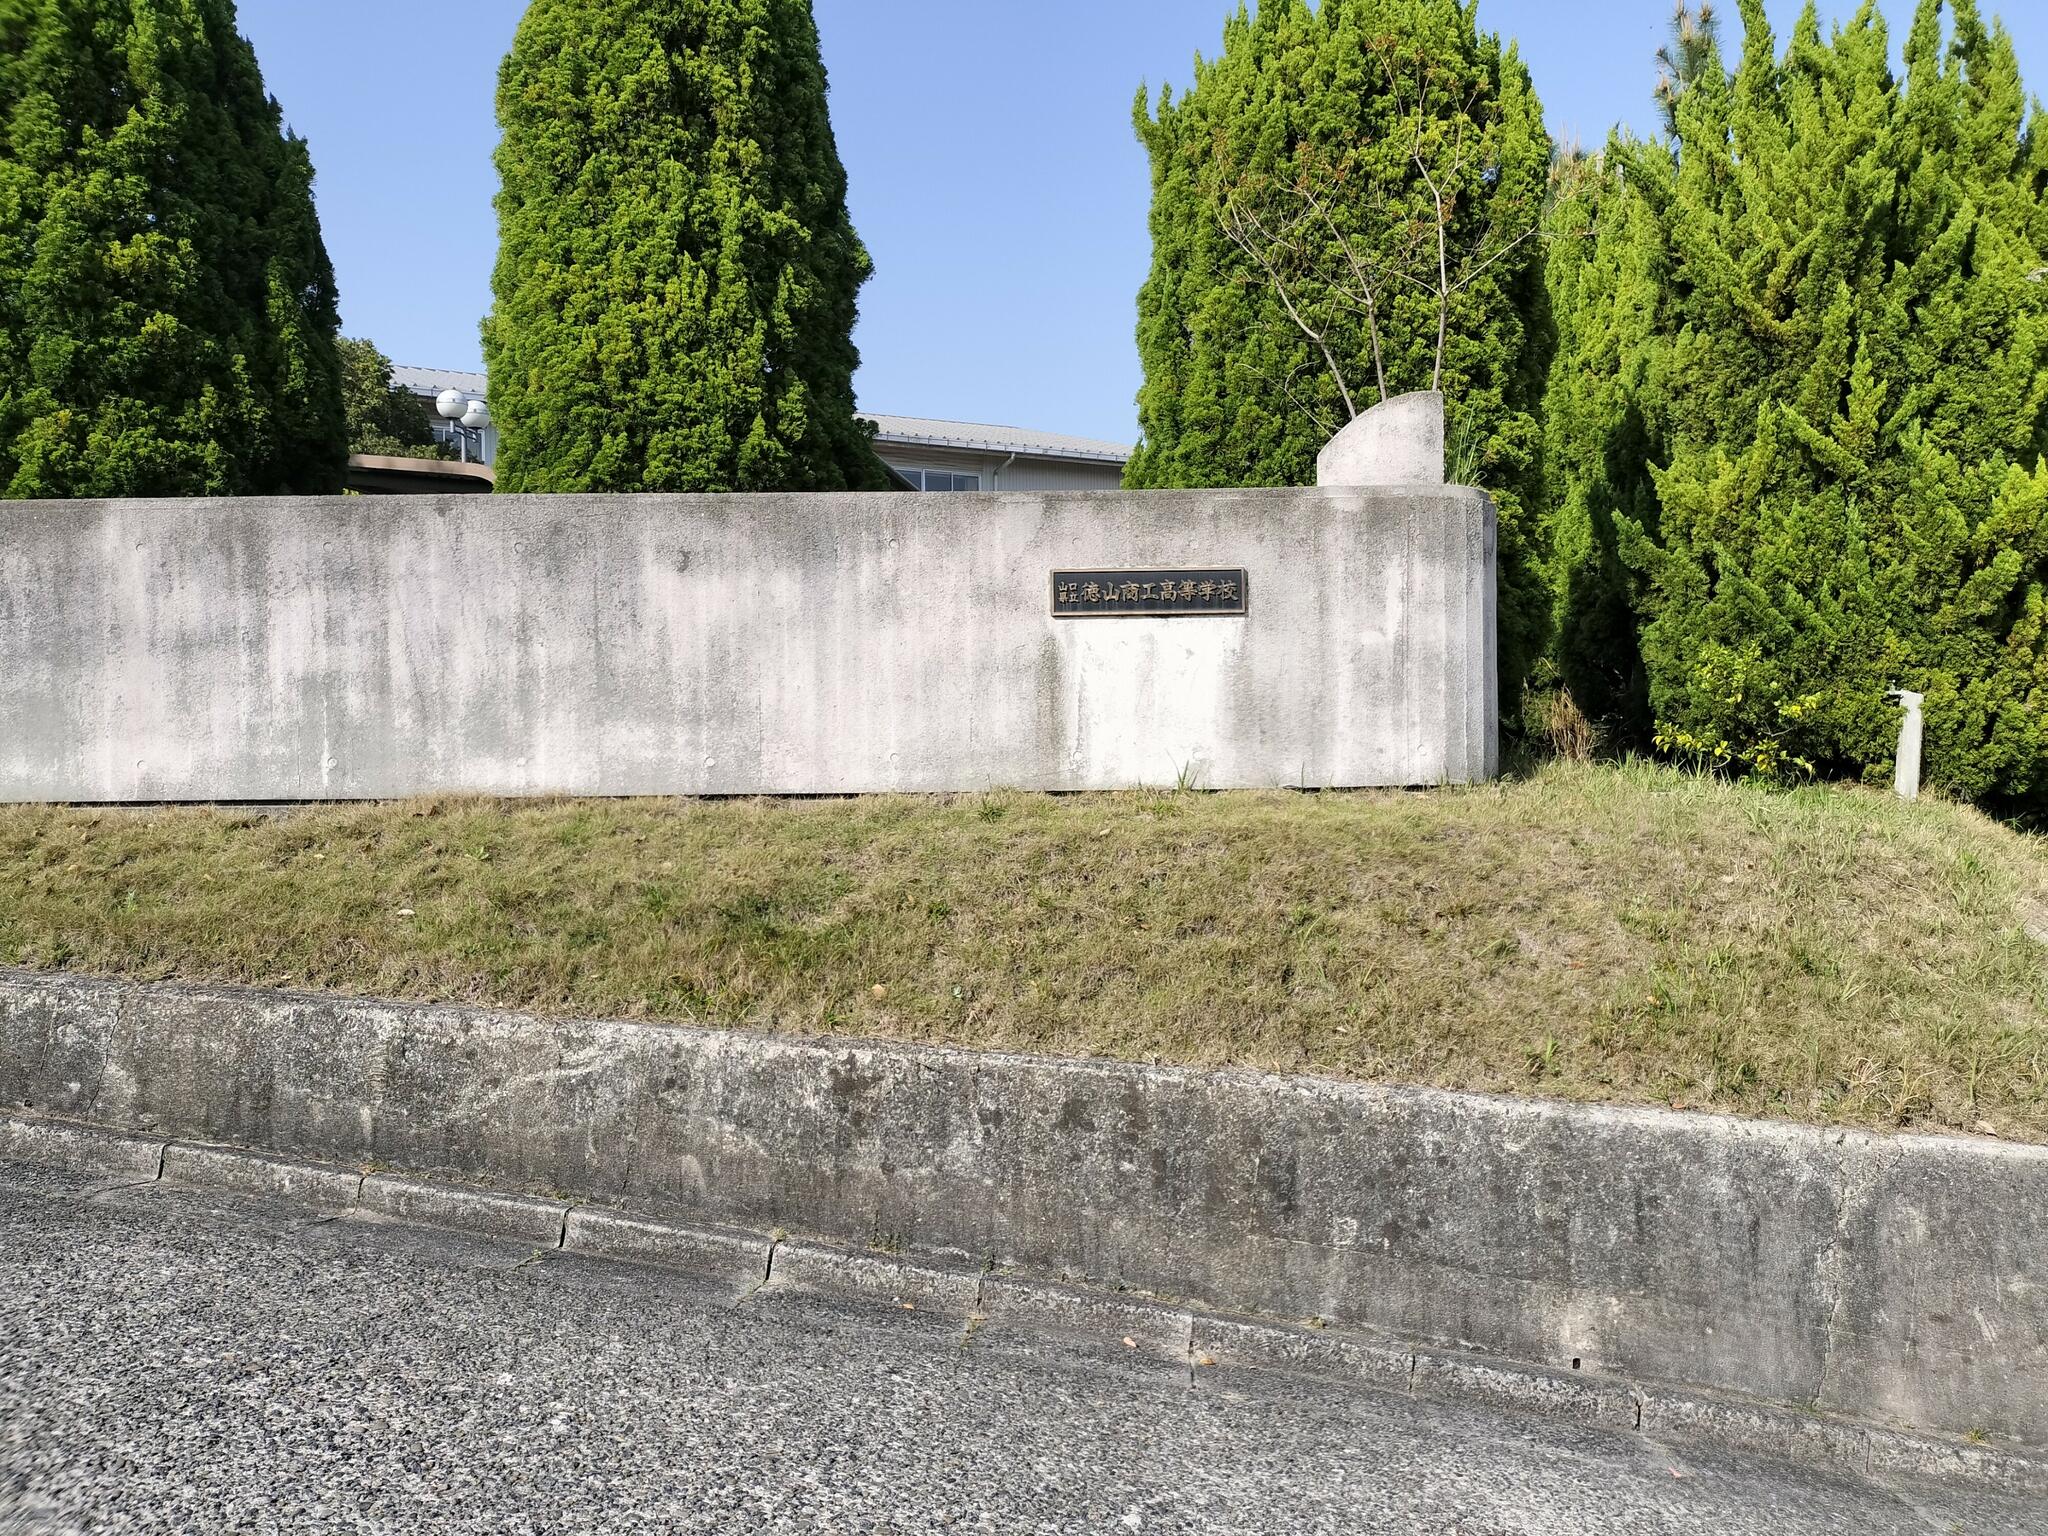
[386,367,1133,467]
[392,364,487,398]
[863,413,1131,465]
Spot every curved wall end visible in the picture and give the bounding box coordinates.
[1316,391,1445,488]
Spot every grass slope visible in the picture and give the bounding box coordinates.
[2,762,2044,1140]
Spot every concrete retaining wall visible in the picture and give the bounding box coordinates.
[1,970,2040,1450]
[0,485,1495,802]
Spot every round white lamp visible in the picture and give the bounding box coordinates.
[436,388,470,422]
[461,400,492,432]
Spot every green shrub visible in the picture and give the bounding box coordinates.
[338,338,447,461]
[1543,0,2048,809]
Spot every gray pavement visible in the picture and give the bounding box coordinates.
[0,1157,2038,1535]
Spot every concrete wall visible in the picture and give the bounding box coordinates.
[2,970,2041,1450]
[1319,390,1446,488]
[0,486,1495,802]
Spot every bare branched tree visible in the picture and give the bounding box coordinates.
[1202,36,1546,426]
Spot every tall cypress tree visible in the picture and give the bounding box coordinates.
[0,0,345,499]
[1537,141,1669,735]
[1127,0,1554,697]
[1611,0,2048,804]
[485,0,884,495]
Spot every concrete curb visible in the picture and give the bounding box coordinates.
[4,969,2045,1460]
[4,1110,2042,1496]
[566,1208,770,1288]
[1,1114,164,1183]
[160,1142,363,1209]
[358,1175,569,1248]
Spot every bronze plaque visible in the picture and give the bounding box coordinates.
[1052,569,1247,619]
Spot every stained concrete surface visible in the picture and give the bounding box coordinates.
[1317,390,1447,487]
[10,970,2043,1452]
[0,1158,2037,1536]
[0,482,1497,801]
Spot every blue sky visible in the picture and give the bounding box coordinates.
[237,0,2048,445]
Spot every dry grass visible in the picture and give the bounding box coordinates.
[1526,687,1599,764]
[1,760,2044,1140]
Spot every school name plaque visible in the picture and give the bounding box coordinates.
[1051,569,1248,619]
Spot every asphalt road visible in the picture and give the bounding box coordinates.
[0,1158,2040,1535]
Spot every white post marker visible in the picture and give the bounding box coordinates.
[1887,689,1925,802]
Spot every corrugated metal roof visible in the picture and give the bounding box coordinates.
[385,368,1133,466]
[864,414,1131,465]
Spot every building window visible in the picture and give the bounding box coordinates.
[901,469,981,492]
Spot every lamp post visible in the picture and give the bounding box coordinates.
[436,388,493,464]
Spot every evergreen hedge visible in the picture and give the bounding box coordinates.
[1536,148,1663,739]
[1543,0,2048,808]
